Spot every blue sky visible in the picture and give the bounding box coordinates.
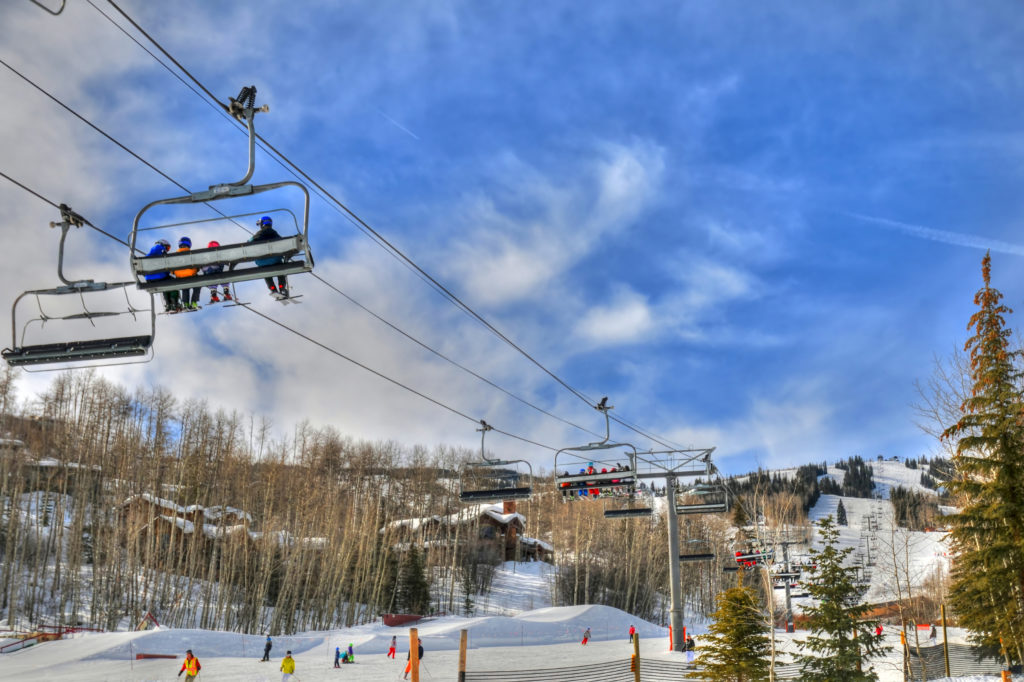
[2,1,1024,474]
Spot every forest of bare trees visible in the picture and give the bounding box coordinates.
[0,369,705,635]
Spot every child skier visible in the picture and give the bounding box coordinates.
[581,627,591,645]
[250,216,289,298]
[334,646,341,668]
[280,650,295,681]
[346,642,354,663]
[173,237,201,310]
[388,635,397,658]
[202,240,232,304]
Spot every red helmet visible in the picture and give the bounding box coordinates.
[208,240,220,248]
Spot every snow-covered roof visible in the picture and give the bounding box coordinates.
[520,536,553,552]
[122,492,185,515]
[382,503,526,534]
[121,495,252,524]
[157,514,194,534]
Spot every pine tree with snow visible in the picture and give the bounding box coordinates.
[836,500,847,526]
[795,516,886,681]
[687,570,772,681]
[941,252,1024,663]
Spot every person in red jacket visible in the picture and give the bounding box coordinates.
[178,649,201,681]
[628,624,636,642]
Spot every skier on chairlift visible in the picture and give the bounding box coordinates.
[173,237,201,310]
[202,240,232,304]
[145,239,178,312]
[250,216,289,299]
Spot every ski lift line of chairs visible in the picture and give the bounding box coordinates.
[457,420,533,503]
[128,86,313,294]
[2,204,156,369]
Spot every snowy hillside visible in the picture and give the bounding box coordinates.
[805,494,950,606]
[817,458,939,499]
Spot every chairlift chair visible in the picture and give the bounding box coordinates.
[675,477,730,515]
[458,421,533,503]
[603,493,654,519]
[554,399,639,499]
[129,87,313,294]
[2,205,156,370]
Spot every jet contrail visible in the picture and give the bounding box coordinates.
[376,108,420,140]
[845,211,1024,257]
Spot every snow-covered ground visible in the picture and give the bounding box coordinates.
[2,598,1018,681]
[1,462,1015,681]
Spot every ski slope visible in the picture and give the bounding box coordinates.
[1,570,1016,682]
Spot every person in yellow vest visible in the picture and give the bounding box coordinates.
[177,649,201,681]
[280,650,296,681]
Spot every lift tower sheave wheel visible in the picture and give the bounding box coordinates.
[458,421,534,504]
[129,86,313,294]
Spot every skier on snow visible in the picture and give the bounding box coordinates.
[177,649,201,681]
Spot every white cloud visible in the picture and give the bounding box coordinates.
[574,286,654,346]
[440,139,666,307]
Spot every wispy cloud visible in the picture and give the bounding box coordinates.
[845,212,1024,257]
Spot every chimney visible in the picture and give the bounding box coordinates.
[503,500,516,515]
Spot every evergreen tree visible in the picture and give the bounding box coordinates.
[796,516,887,681]
[398,545,431,614]
[688,571,772,681]
[731,498,749,528]
[941,252,1024,662]
[836,500,848,526]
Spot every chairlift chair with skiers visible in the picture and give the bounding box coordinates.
[458,421,533,503]
[2,205,156,369]
[129,87,313,295]
[554,398,639,499]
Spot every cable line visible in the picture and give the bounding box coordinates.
[0,167,558,452]
[236,302,557,453]
[101,0,598,411]
[0,56,190,205]
[37,1,688,451]
[0,169,132,250]
[312,273,603,439]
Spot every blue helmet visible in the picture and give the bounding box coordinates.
[258,216,273,227]
[178,237,192,248]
